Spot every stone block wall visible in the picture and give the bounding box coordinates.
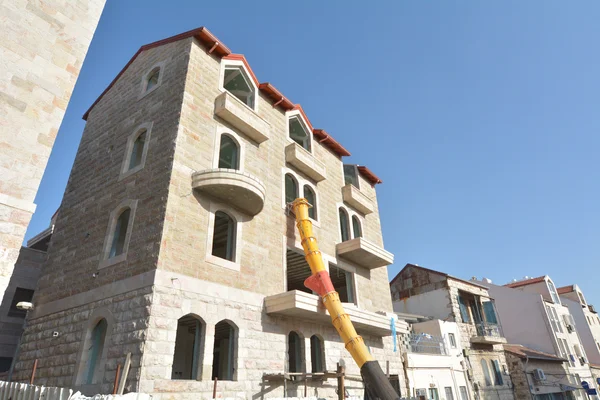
[0,0,106,305]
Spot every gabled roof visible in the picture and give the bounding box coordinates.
[82,26,382,172]
[557,285,575,295]
[504,276,546,288]
[503,344,566,362]
[389,263,489,290]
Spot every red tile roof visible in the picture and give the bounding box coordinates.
[557,285,574,295]
[82,26,381,172]
[389,263,490,290]
[504,276,546,288]
[504,344,566,362]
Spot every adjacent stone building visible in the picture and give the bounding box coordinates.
[391,264,515,400]
[0,0,106,307]
[12,27,405,398]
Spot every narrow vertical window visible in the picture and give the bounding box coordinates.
[212,320,236,381]
[547,280,561,304]
[458,294,471,323]
[285,174,298,204]
[459,387,468,400]
[223,67,255,108]
[218,135,239,170]
[146,68,160,92]
[172,315,204,380]
[110,208,131,258]
[289,117,311,151]
[492,360,504,385]
[339,208,350,242]
[128,129,147,171]
[212,212,236,262]
[343,164,360,188]
[85,319,107,384]
[448,333,456,348]
[310,335,324,373]
[303,185,316,220]
[288,331,304,373]
[352,215,362,238]
[481,359,492,386]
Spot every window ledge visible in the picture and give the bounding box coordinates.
[285,143,327,182]
[342,184,374,215]
[214,92,270,144]
[118,164,144,181]
[138,82,162,100]
[99,253,127,270]
[206,254,240,272]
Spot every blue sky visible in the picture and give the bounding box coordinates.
[27,1,600,304]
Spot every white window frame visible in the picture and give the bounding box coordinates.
[448,333,457,348]
[547,278,561,305]
[211,126,245,171]
[99,199,138,269]
[219,59,259,112]
[336,203,365,243]
[74,308,114,387]
[139,61,165,99]
[205,201,244,271]
[119,122,153,180]
[286,109,313,154]
[281,168,319,226]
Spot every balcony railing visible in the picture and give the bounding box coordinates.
[475,322,503,338]
[407,333,448,355]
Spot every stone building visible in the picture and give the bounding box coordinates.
[481,276,597,400]
[391,264,515,400]
[0,0,106,306]
[12,27,405,398]
[558,285,600,365]
[503,344,572,400]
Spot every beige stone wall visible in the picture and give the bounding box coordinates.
[505,352,570,399]
[159,38,393,313]
[0,0,106,303]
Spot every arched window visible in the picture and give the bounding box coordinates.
[310,335,325,372]
[146,68,160,92]
[339,208,350,242]
[289,117,311,151]
[352,215,362,238]
[212,320,236,381]
[288,331,304,373]
[223,66,255,108]
[171,315,204,380]
[218,135,239,170]
[285,174,298,204]
[481,359,493,386]
[109,208,131,258]
[212,211,236,262]
[303,185,316,220]
[84,318,107,384]
[128,129,147,171]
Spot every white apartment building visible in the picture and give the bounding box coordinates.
[398,315,471,400]
[558,285,600,365]
[479,276,597,400]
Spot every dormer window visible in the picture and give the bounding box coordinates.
[223,66,255,109]
[289,116,311,152]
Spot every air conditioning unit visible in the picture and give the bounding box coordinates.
[533,369,546,381]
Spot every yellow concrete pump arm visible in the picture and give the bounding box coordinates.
[291,198,399,399]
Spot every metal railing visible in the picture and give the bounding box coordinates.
[408,333,448,355]
[475,322,503,338]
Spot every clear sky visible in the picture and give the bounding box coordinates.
[26,1,600,305]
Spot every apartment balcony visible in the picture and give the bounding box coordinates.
[285,143,327,182]
[470,322,507,345]
[265,290,402,337]
[407,333,448,355]
[214,92,270,144]
[336,237,394,269]
[342,184,374,215]
[192,168,266,216]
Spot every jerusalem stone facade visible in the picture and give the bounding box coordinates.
[13,28,404,399]
[0,0,106,306]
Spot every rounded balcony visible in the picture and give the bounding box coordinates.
[192,168,266,216]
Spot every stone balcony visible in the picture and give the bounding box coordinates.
[285,143,327,182]
[265,290,407,337]
[192,169,266,216]
[342,184,374,215]
[336,237,394,269]
[469,322,507,345]
[214,92,270,144]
